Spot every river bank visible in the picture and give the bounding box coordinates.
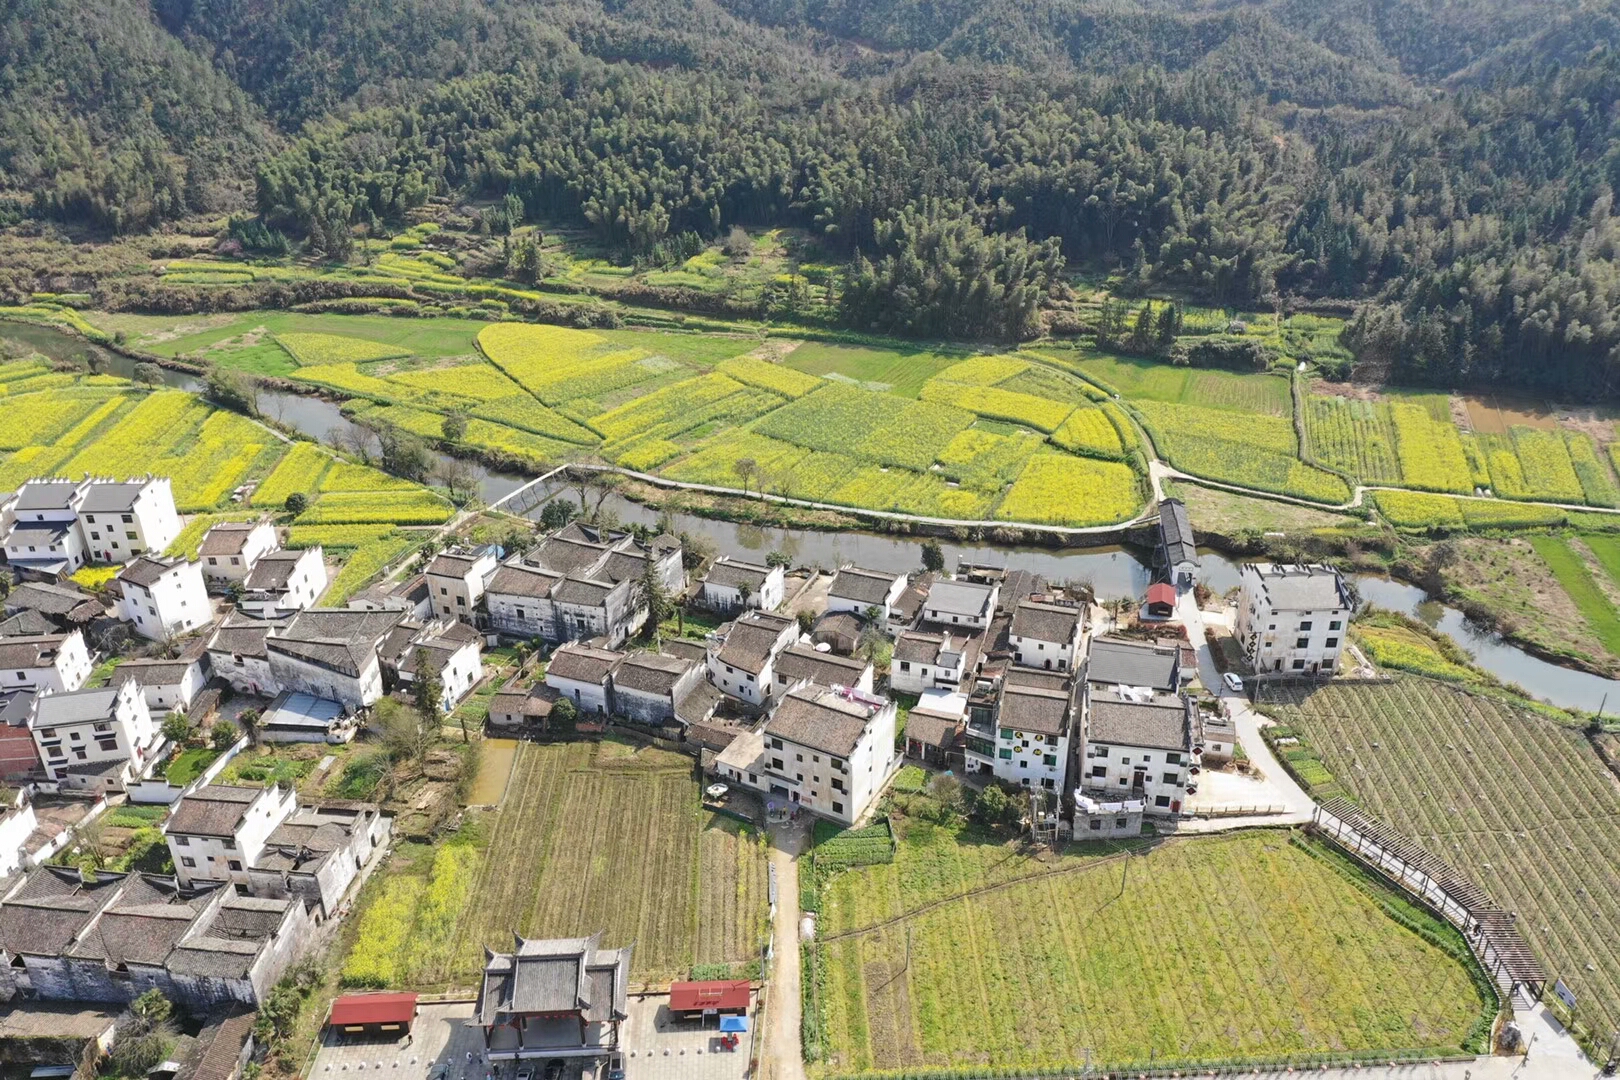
[4,316,1616,709]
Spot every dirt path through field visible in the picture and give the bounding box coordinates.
[763,819,808,1080]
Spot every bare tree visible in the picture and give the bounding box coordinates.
[435,456,479,504]
[733,457,757,496]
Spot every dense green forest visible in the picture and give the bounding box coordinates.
[5,0,1620,394]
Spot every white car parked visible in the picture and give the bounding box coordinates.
[1222,672,1245,693]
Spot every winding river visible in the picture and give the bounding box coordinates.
[7,321,1616,712]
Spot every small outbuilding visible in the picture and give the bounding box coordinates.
[327,992,418,1035]
[1144,582,1176,619]
[668,980,750,1019]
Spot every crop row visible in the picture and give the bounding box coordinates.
[1049,405,1124,457]
[276,332,408,366]
[935,429,1043,489]
[284,524,398,550]
[755,382,974,471]
[1136,401,1349,504]
[993,453,1143,526]
[478,324,676,406]
[293,361,477,409]
[1352,625,1478,682]
[920,379,1075,433]
[999,363,1100,402]
[160,412,275,511]
[813,827,1483,1071]
[601,385,783,468]
[715,355,823,397]
[1267,680,1620,1044]
[1303,396,1402,483]
[0,391,120,451]
[322,534,419,603]
[664,429,997,518]
[1373,490,1571,530]
[593,372,758,443]
[931,356,1030,386]
[297,489,453,524]
[387,362,523,401]
[0,360,54,383]
[1478,428,1584,503]
[252,442,333,507]
[470,394,597,444]
[1564,432,1620,507]
[321,461,422,492]
[1389,402,1473,493]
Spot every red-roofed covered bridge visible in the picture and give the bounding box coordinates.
[668,980,750,1018]
[328,992,419,1033]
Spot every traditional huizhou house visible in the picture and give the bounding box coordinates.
[889,629,969,695]
[424,548,499,624]
[1157,497,1199,588]
[715,683,898,825]
[1008,600,1084,672]
[114,557,211,642]
[4,478,90,574]
[824,567,907,621]
[486,684,558,733]
[976,669,1078,792]
[919,578,999,631]
[75,477,183,565]
[476,932,632,1061]
[239,547,327,617]
[27,678,159,791]
[0,631,92,694]
[382,620,485,713]
[0,867,314,1009]
[544,643,623,716]
[114,654,207,715]
[166,783,299,890]
[699,557,784,613]
[197,520,278,584]
[610,652,703,727]
[1084,637,1181,692]
[902,690,967,767]
[245,800,390,916]
[771,645,874,696]
[5,581,104,632]
[705,610,796,707]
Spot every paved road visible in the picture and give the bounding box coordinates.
[1175,589,1314,827]
[762,820,808,1080]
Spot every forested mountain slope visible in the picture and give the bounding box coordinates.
[6,0,1620,396]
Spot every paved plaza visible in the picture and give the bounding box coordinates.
[309,995,758,1080]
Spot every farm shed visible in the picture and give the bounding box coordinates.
[1144,582,1176,619]
[668,980,750,1019]
[328,992,418,1034]
[903,708,963,767]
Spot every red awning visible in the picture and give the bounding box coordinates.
[668,980,750,1012]
[329,993,419,1027]
[1146,582,1176,606]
